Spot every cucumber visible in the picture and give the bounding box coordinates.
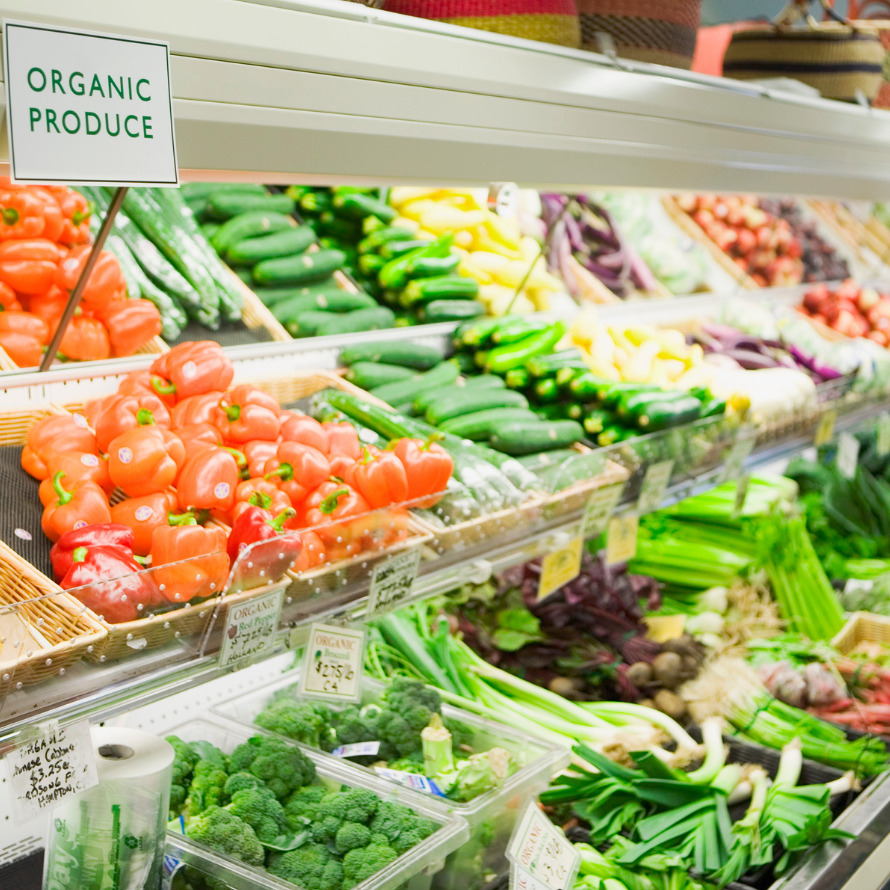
[315,306,396,337]
[455,316,509,348]
[234,266,254,286]
[227,225,316,265]
[402,276,479,307]
[598,381,661,410]
[422,300,486,323]
[181,183,267,202]
[271,290,376,322]
[413,375,506,414]
[491,319,552,345]
[339,341,443,370]
[200,222,221,241]
[289,309,342,337]
[490,420,584,455]
[505,368,531,390]
[206,192,295,221]
[453,352,476,374]
[439,408,541,440]
[345,362,416,390]
[370,360,461,406]
[358,227,417,255]
[533,378,559,404]
[525,350,585,376]
[464,374,506,391]
[635,397,702,431]
[583,408,615,435]
[253,249,346,286]
[555,366,589,388]
[210,211,294,254]
[379,240,434,261]
[619,388,688,420]
[426,389,529,426]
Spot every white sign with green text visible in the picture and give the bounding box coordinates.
[3,20,178,185]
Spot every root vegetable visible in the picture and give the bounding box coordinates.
[627,662,653,687]
[653,651,683,688]
[653,689,686,721]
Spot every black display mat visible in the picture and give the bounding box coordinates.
[165,319,274,349]
[0,850,42,890]
[0,444,52,579]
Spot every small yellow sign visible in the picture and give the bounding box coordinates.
[814,410,837,447]
[538,536,583,601]
[644,614,686,643]
[606,514,639,566]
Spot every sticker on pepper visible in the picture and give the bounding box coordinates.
[72,413,88,429]
[134,505,153,522]
[182,361,197,379]
[214,482,230,499]
[118,447,133,464]
[80,454,99,467]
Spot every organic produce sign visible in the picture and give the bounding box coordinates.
[299,623,365,703]
[637,461,673,515]
[507,800,580,890]
[3,21,178,185]
[538,536,583,601]
[581,483,624,540]
[366,549,420,617]
[219,587,284,669]
[6,719,98,821]
[606,514,638,565]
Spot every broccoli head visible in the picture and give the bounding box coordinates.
[166,735,198,819]
[268,843,342,890]
[224,786,288,843]
[312,815,342,844]
[255,699,333,748]
[284,785,328,830]
[223,771,263,800]
[385,677,441,716]
[341,843,398,889]
[333,705,382,762]
[227,735,316,799]
[377,711,422,758]
[368,800,415,844]
[335,822,372,854]
[391,815,437,855]
[183,760,228,820]
[185,805,264,868]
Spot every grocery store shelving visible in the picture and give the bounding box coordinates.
[7,0,890,198]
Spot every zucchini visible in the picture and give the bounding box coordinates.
[257,281,340,306]
[598,381,661,410]
[405,255,461,279]
[234,266,254,286]
[358,227,416,255]
[271,290,376,322]
[333,191,397,223]
[454,352,476,374]
[379,240,434,261]
[421,300,486,323]
[253,249,346,286]
[426,389,529,426]
[635,396,702,431]
[413,375,505,415]
[289,309,342,337]
[555,366,589,388]
[358,254,386,277]
[700,397,727,418]
[402,276,479,307]
[532,378,559,404]
[484,323,566,374]
[227,225,316,265]
[536,403,584,422]
[490,420,584,455]
[299,190,333,215]
[200,222,221,241]
[206,192,295,221]
[339,341,443,370]
[181,182,267,202]
[491,318,552,345]
[583,408,615,436]
[345,362,416,390]
[619,389,687,420]
[439,408,541,440]
[505,368,531,390]
[319,212,362,243]
[525,349,586,376]
[315,306,396,337]
[209,211,294,254]
[568,372,618,401]
[455,316,510,348]
[370,360,461,406]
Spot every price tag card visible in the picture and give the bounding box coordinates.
[488,182,520,219]
[537,536,583,601]
[814,410,837,447]
[219,587,284,669]
[606,514,638,566]
[507,801,581,890]
[878,415,890,458]
[637,460,674,515]
[512,865,554,890]
[724,429,755,482]
[732,474,750,519]
[837,432,860,480]
[331,741,381,759]
[6,719,98,821]
[298,623,365,703]
[366,549,420,618]
[581,483,624,540]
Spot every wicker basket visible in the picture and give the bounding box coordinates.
[577,0,701,69]
[0,541,107,692]
[808,199,890,260]
[832,611,890,655]
[383,0,581,48]
[226,267,292,342]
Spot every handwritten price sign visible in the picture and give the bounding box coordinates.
[299,624,365,703]
[507,802,580,890]
[219,587,284,669]
[366,549,420,618]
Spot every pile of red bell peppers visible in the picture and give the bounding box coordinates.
[21,340,454,624]
[0,179,162,365]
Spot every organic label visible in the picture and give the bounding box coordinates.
[637,460,673,515]
[366,549,420,618]
[134,505,152,522]
[6,719,98,822]
[878,414,890,458]
[581,483,624,540]
[537,536,582,601]
[837,432,860,480]
[606,514,638,566]
[512,865,553,890]
[373,767,446,796]
[724,430,755,482]
[330,741,381,758]
[507,801,580,890]
[298,623,365,702]
[814,410,836,447]
[3,21,178,185]
[219,587,284,669]
[117,447,133,464]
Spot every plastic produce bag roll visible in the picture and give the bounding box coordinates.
[43,727,174,890]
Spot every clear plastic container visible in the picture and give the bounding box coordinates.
[213,674,571,890]
[163,716,469,890]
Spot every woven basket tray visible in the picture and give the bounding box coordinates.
[0,540,106,693]
[808,199,890,263]
[832,611,890,655]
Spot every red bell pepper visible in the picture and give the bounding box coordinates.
[0,238,62,294]
[27,286,66,333]
[97,299,162,357]
[328,453,358,487]
[107,426,178,497]
[353,447,409,509]
[0,281,22,312]
[162,429,186,479]
[0,311,48,344]
[110,491,178,557]
[29,187,65,243]
[170,391,225,429]
[226,504,300,582]
[243,439,280,478]
[150,516,230,604]
[87,392,172,452]
[150,341,234,401]
[176,446,239,513]
[263,442,331,506]
[234,479,293,521]
[0,188,53,240]
[22,414,98,480]
[55,245,126,310]
[176,423,224,461]
[0,329,41,366]
[56,189,92,246]
[39,451,113,505]
[302,480,370,556]
[279,415,330,453]
[60,543,160,624]
[394,436,454,507]
[214,385,281,444]
[59,315,111,362]
[41,471,112,543]
[50,522,135,582]
[116,370,178,409]
[323,422,362,459]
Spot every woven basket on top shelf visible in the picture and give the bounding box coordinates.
[808,199,890,262]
